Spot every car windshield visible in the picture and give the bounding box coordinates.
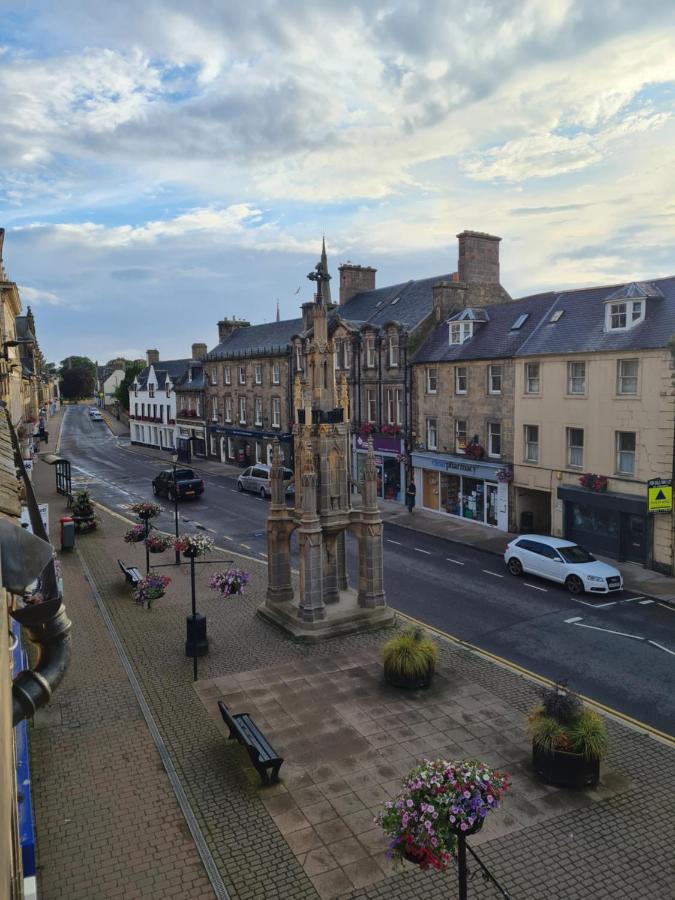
[558,544,595,564]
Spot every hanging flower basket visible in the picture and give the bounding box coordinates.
[209,568,251,597]
[145,533,173,554]
[174,533,215,558]
[579,473,608,492]
[496,465,513,484]
[124,525,146,544]
[132,574,171,609]
[377,759,510,871]
[130,501,161,519]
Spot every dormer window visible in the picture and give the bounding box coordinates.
[450,321,473,344]
[606,300,645,331]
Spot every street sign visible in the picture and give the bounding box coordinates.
[647,478,672,513]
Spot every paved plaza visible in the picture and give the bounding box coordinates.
[26,418,675,898]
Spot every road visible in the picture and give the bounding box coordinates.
[58,405,675,736]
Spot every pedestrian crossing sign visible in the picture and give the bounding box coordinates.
[647,478,672,513]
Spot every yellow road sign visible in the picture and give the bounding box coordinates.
[648,481,672,513]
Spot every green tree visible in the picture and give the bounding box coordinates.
[59,355,96,376]
[61,365,95,400]
[114,361,145,411]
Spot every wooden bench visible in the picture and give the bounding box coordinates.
[218,700,283,785]
[117,559,142,587]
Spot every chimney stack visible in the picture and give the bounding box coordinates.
[146,349,160,366]
[338,263,377,305]
[432,277,463,322]
[191,343,207,361]
[457,231,502,284]
[217,317,250,343]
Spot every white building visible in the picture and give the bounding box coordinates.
[102,368,124,406]
[128,350,190,451]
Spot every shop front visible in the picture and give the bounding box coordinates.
[558,485,649,565]
[411,451,509,530]
[176,423,206,460]
[208,426,293,469]
[353,433,404,503]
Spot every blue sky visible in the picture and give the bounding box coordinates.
[2,0,675,364]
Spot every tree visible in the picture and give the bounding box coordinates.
[114,361,145,411]
[61,365,95,400]
[59,356,96,377]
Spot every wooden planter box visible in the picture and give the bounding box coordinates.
[532,744,600,788]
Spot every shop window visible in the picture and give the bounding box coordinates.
[567,361,586,395]
[566,427,584,468]
[616,431,635,475]
[488,422,501,458]
[617,359,638,395]
[488,365,502,395]
[255,364,262,385]
[440,473,461,516]
[227,438,235,459]
[272,362,281,384]
[426,417,438,450]
[455,419,467,453]
[455,367,467,395]
[426,367,438,394]
[525,362,540,394]
[366,389,377,423]
[272,397,281,428]
[524,424,539,463]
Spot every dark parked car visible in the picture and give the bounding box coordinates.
[152,468,204,501]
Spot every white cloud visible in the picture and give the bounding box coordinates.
[18,286,64,306]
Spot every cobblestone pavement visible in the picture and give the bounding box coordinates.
[29,442,675,899]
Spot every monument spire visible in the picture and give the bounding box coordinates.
[276,298,280,322]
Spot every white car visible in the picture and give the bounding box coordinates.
[504,535,623,595]
[90,410,103,421]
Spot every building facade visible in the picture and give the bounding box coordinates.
[129,350,189,451]
[174,344,208,459]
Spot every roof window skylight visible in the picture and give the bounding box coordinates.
[549,310,564,323]
[511,313,529,330]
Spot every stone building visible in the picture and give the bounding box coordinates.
[174,344,208,459]
[204,317,301,468]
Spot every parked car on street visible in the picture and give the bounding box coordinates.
[152,468,204,501]
[237,464,294,498]
[90,410,103,421]
[504,535,623,594]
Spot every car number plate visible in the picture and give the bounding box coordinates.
[185,490,195,496]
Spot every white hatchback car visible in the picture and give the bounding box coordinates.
[504,535,623,595]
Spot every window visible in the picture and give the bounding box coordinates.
[365,337,375,368]
[254,397,262,425]
[148,384,155,398]
[227,437,235,460]
[524,424,539,463]
[343,341,352,370]
[616,431,635,475]
[165,384,169,397]
[388,335,399,367]
[239,397,246,424]
[255,364,262,385]
[334,341,341,370]
[395,389,403,426]
[366,388,377,423]
[239,365,246,385]
[511,313,529,330]
[426,417,438,450]
[295,345,302,371]
[211,367,217,386]
[567,361,586,395]
[272,362,280,384]
[212,397,218,421]
[166,404,171,422]
[224,366,231,385]
[525,362,540,394]
[141,403,145,417]
[272,397,281,428]
[455,367,467,395]
[617,359,638,395]
[488,365,502,394]
[386,389,400,424]
[455,419,467,453]
[488,422,501,458]
[426,367,438,394]
[134,402,138,417]
[606,300,644,331]
[549,310,564,323]
[567,427,584,468]
[450,321,473,344]
[224,397,232,422]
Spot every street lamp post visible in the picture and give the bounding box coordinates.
[171,452,181,566]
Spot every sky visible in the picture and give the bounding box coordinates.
[2,0,675,365]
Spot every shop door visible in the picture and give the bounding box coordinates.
[621,515,646,564]
[423,471,439,510]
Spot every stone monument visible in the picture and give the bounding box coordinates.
[259,257,395,640]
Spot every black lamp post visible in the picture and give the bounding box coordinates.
[171,451,181,566]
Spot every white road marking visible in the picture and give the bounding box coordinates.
[571,622,644,641]
[482,570,504,578]
[415,548,431,555]
[206,527,216,534]
[648,640,675,657]
[524,583,547,592]
[230,489,239,493]
[222,536,233,542]
[657,603,675,613]
[446,558,465,566]
[639,599,654,605]
[240,543,252,550]
[622,596,645,603]
[564,616,583,623]
[259,552,268,558]
[575,599,616,609]
[387,539,402,545]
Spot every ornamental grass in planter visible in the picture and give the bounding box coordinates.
[528,682,607,788]
[382,626,439,689]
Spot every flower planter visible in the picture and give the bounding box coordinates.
[72,513,96,533]
[384,665,434,690]
[532,744,599,788]
[148,545,167,554]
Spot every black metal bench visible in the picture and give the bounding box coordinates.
[117,559,142,587]
[218,700,283,785]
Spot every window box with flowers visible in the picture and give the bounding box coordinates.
[381,423,402,436]
[359,422,376,435]
[579,473,608,492]
[463,435,484,460]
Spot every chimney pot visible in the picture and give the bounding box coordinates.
[191,343,207,361]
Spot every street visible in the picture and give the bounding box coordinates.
[59,405,675,736]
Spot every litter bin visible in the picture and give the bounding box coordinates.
[520,510,534,533]
[60,516,75,551]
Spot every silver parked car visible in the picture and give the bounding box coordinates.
[237,464,294,498]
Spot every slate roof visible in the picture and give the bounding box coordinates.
[339,273,456,332]
[175,367,205,391]
[414,292,556,363]
[207,318,304,358]
[515,277,675,357]
[136,359,191,390]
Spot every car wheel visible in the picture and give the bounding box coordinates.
[260,487,267,498]
[237,481,244,492]
[507,557,523,576]
[566,574,584,595]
